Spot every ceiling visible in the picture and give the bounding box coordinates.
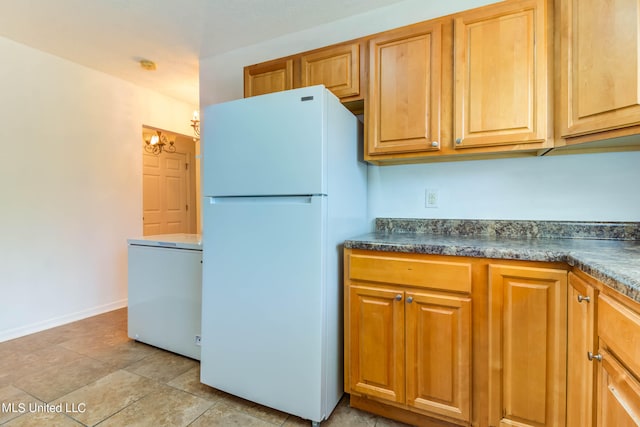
[0,0,408,106]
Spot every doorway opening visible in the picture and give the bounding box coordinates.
[141,126,198,236]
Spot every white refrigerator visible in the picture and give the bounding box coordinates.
[200,85,368,424]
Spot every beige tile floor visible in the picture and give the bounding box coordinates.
[0,309,411,426]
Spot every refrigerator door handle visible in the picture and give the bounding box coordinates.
[207,195,322,205]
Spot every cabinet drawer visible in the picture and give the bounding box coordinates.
[598,294,640,379]
[348,253,472,293]
[598,349,640,425]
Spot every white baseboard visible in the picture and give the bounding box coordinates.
[0,299,128,343]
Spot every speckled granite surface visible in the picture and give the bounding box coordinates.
[375,218,640,240]
[345,219,640,303]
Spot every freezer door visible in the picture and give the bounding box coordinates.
[200,195,328,421]
[202,86,327,197]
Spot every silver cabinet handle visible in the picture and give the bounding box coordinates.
[588,352,602,362]
[577,295,591,303]
[455,138,462,144]
[431,141,439,148]
[395,294,402,301]
[406,296,414,303]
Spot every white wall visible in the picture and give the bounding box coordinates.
[0,36,197,341]
[369,152,640,222]
[199,0,640,225]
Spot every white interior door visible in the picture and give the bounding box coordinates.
[142,151,191,235]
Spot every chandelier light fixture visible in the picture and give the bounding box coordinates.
[190,111,200,140]
[144,130,176,155]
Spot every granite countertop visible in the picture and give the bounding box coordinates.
[345,219,640,303]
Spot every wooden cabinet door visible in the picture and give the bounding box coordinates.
[488,265,567,427]
[596,349,640,426]
[454,0,549,149]
[348,285,405,404]
[559,0,640,139]
[244,59,293,97]
[366,20,444,157]
[300,42,362,100]
[567,272,597,427]
[405,291,471,423]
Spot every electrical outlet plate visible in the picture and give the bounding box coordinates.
[195,335,202,346]
[425,188,439,208]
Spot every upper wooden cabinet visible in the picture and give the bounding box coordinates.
[243,41,364,111]
[244,0,640,161]
[558,0,640,144]
[365,0,553,162]
[454,0,551,151]
[244,59,293,98]
[365,20,446,158]
[300,42,363,102]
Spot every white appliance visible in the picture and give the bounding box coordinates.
[127,233,202,360]
[200,86,367,424]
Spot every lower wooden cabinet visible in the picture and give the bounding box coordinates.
[344,250,640,426]
[567,271,598,427]
[487,264,568,427]
[345,250,472,425]
[596,294,640,425]
[405,291,471,421]
[597,349,640,426]
[348,286,472,419]
[566,270,640,427]
[348,284,405,404]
